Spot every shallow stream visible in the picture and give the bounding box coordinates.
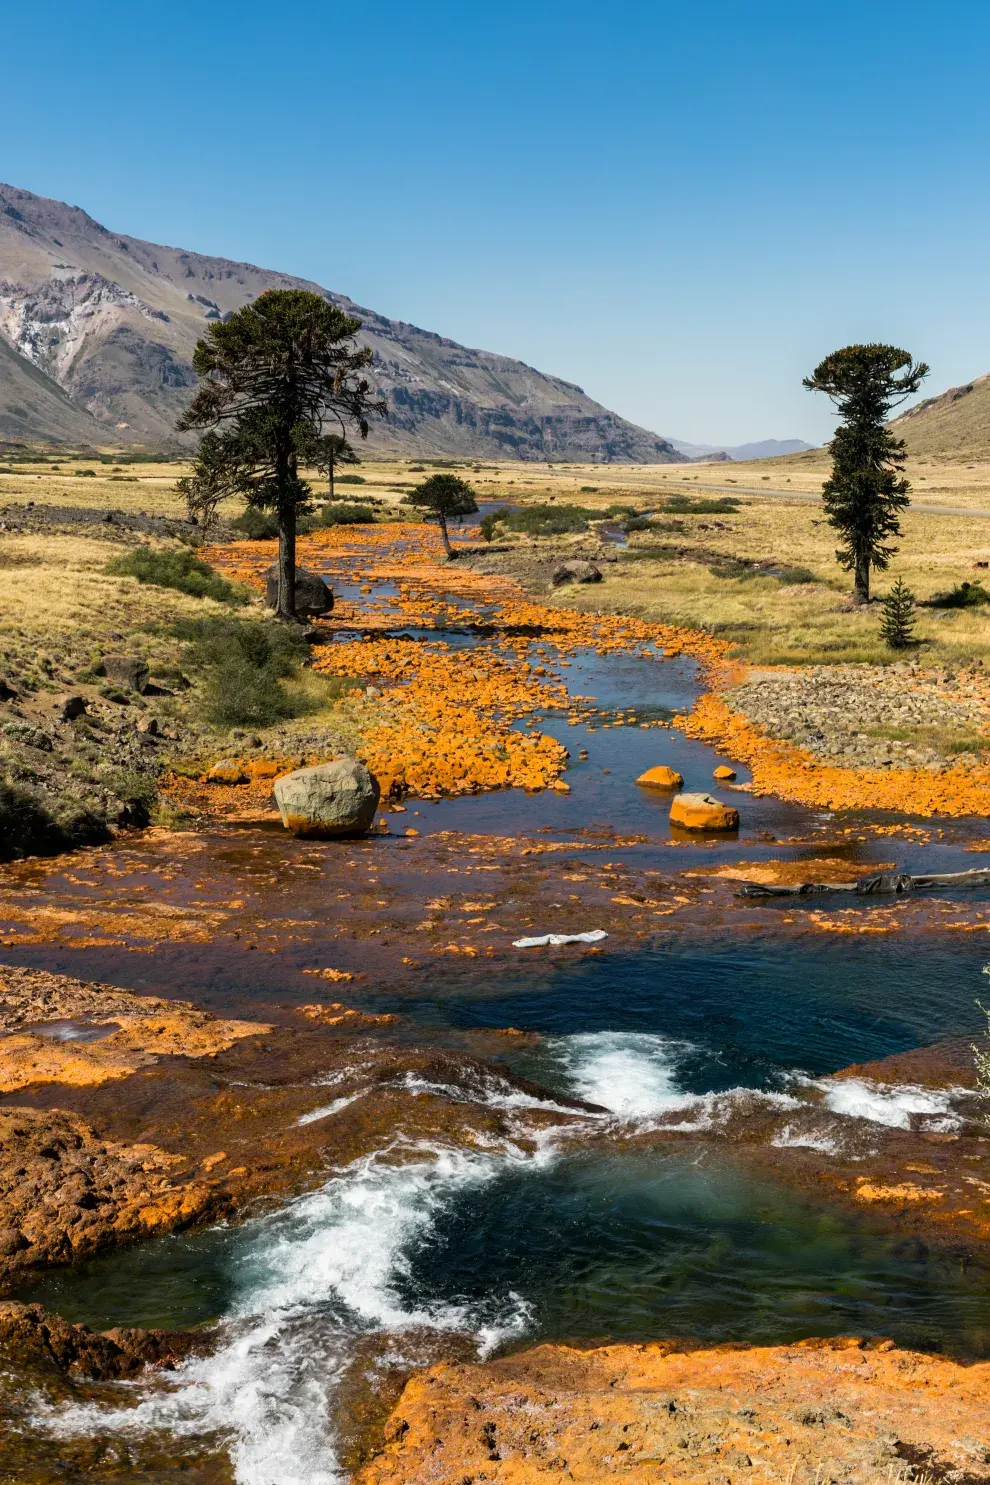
[6,553,990,1482]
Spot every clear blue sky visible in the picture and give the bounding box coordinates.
[6,0,989,446]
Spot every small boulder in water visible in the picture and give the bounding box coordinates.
[669,791,739,831]
[636,765,683,790]
[713,765,737,781]
[274,756,380,838]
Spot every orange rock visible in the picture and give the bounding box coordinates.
[713,764,737,780]
[208,759,248,785]
[635,765,683,789]
[669,791,739,831]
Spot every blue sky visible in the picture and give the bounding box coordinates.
[5,0,989,446]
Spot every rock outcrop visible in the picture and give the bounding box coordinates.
[264,563,334,616]
[357,1339,990,1485]
[0,1301,207,1380]
[273,756,380,837]
[552,559,603,586]
[669,791,739,831]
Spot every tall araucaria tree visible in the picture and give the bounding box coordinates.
[407,473,478,559]
[804,344,928,603]
[177,289,385,619]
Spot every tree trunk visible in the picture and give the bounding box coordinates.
[438,513,454,559]
[328,453,334,501]
[277,504,297,619]
[854,553,870,604]
[275,440,297,620]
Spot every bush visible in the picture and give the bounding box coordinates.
[660,495,741,515]
[335,474,366,485]
[312,503,376,527]
[106,547,247,605]
[775,565,817,585]
[175,616,309,728]
[500,503,597,536]
[0,780,110,860]
[230,508,281,540]
[928,581,990,609]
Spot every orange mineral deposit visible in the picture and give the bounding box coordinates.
[670,791,740,831]
[636,765,684,790]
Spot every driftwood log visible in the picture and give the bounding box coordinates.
[737,867,990,899]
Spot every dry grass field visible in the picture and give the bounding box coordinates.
[2,443,990,671]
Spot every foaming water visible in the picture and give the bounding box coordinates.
[546,1030,698,1118]
[35,1141,549,1484]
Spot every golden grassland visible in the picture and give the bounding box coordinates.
[3,446,990,672]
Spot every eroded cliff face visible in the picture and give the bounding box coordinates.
[357,1338,990,1484]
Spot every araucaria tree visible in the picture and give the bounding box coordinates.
[880,576,917,649]
[177,289,385,619]
[308,431,360,500]
[408,474,478,559]
[804,344,928,603]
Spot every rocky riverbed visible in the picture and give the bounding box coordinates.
[727,660,990,770]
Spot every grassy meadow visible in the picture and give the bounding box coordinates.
[2,444,990,670]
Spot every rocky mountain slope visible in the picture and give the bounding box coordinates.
[0,184,683,462]
[892,370,990,459]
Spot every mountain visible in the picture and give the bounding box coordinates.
[0,184,684,463]
[891,373,990,459]
[666,437,815,461]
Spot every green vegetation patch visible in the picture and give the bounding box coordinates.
[495,503,598,536]
[660,494,741,515]
[0,780,110,861]
[106,547,248,605]
[175,616,310,728]
[927,581,990,609]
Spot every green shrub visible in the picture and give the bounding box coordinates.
[230,508,281,540]
[312,503,376,527]
[74,469,97,477]
[175,616,309,728]
[0,780,110,860]
[775,565,817,585]
[106,547,248,605]
[623,517,654,534]
[928,581,990,609]
[500,503,597,536]
[660,494,741,515]
[335,474,366,485]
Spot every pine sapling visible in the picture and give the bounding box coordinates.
[880,576,917,649]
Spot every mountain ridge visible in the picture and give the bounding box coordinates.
[0,183,684,462]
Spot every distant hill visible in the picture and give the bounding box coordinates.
[891,373,990,459]
[0,183,684,463]
[667,437,814,462]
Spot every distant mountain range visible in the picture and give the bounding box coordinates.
[666,437,815,462]
[0,183,686,463]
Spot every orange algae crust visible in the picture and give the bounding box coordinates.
[681,693,990,817]
[357,1338,990,1485]
[0,965,269,1093]
[202,523,730,804]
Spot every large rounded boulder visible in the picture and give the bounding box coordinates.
[273,757,380,838]
[264,565,334,617]
[552,560,602,587]
[669,791,739,832]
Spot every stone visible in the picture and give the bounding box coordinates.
[274,756,380,838]
[59,695,87,721]
[136,716,159,735]
[713,765,737,780]
[103,655,150,693]
[208,759,248,785]
[0,678,17,701]
[669,792,739,831]
[264,564,334,617]
[636,765,683,789]
[552,560,602,587]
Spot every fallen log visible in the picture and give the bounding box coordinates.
[737,867,990,898]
